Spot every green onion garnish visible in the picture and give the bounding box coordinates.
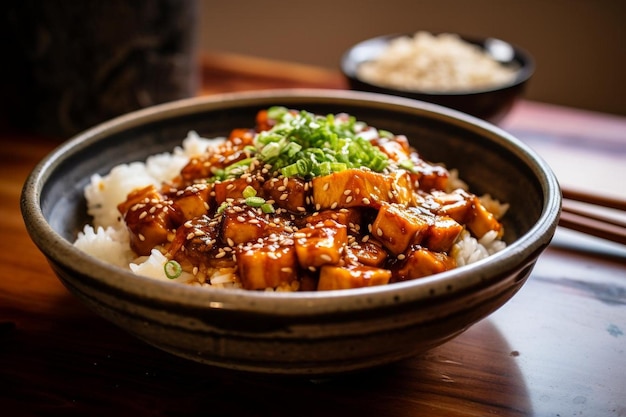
[217,201,229,214]
[261,202,275,214]
[164,260,182,279]
[245,196,266,207]
[208,107,392,182]
[253,107,390,178]
[399,159,415,171]
[242,185,257,198]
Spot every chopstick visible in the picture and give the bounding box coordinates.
[558,187,626,245]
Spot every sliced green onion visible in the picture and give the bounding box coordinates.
[399,159,415,171]
[217,201,229,214]
[280,163,301,178]
[245,196,266,207]
[378,129,394,139]
[261,202,275,214]
[242,185,257,198]
[221,108,393,180]
[164,260,182,280]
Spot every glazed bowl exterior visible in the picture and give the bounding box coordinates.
[341,33,534,124]
[21,89,560,376]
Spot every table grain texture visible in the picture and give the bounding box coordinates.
[1,52,625,417]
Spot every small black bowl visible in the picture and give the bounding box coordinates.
[341,33,534,124]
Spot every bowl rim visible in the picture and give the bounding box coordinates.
[340,31,535,96]
[21,88,560,316]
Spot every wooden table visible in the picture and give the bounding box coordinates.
[2,53,625,416]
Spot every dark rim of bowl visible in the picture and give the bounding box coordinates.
[340,32,535,96]
[21,89,559,316]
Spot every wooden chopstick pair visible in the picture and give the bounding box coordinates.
[558,187,626,245]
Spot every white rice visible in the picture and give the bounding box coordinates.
[74,131,224,278]
[357,31,517,92]
[74,131,508,286]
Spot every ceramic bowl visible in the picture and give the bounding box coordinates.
[21,89,559,376]
[341,33,534,124]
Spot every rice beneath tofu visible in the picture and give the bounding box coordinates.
[74,131,246,289]
[74,128,508,290]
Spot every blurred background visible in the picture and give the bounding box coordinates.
[199,0,625,116]
[1,0,623,138]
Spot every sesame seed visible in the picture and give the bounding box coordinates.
[281,267,293,273]
[343,189,351,195]
[323,183,330,191]
[139,211,147,219]
[397,254,406,260]
[186,232,195,240]
[138,234,145,241]
[277,186,286,192]
[296,206,306,212]
[226,184,235,190]
[215,250,226,258]
[376,228,383,237]
[149,207,157,214]
[330,202,338,209]
[279,193,288,201]
[249,219,260,224]
[320,254,332,262]
[345,196,353,204]
[227,238,235,247]
[237,216,246,222]
[362,197,371,205]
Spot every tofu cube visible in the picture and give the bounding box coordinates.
[262,176,308,212]
[393,247,456,282]
[171,183,211,221]
[425,215,464,252]
[312,169,413,210]
[317,264,391,290]
[294,219,347,269]
[237,242,298,290]
[371,203,432,255]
